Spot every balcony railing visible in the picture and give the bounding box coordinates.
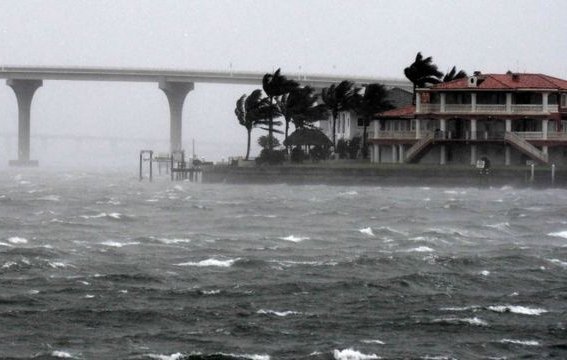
[374,130,417,139]
[418,103,560,114]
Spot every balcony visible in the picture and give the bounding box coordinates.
[418,103,559,114]
[373,131,418,139]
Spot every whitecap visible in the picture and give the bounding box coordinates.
[547,258,567,268]
[51,350,73,358]
[100,241,140,248]
[440,305,480,312]
[480,270,490,276]
[279,235,310,242]
[202,289,220,295]
[176,258,238,267]
[2,261,18,269]
[147,353,184,360]
[28,289,40,295]
[499,339,540,346]
[333,348,379,360]
[405,246,435,253]
[433,317,488,326]
[257,309,301,317]
[339,191,358,196]
[0,242,13,247]
[360,339,385,345]
[155,237,192,244]
[8,237,28,244]
[548,231,567,239]
[359,227,374,236]
[84,294,95,299]
[48,262,69,268]
[487,305,548,315]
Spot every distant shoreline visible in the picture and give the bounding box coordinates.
[202,163,565,188]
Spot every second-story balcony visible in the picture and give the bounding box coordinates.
[418,103,559,114]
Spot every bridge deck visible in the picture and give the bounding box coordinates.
[0,65,411,89]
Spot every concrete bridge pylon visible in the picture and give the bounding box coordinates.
[159,80,194,153]
[7,79,43,166]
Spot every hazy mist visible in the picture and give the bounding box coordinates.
[1,0,566,170]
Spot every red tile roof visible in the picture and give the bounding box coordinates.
[376,105,415,118]
[431,73,567,91]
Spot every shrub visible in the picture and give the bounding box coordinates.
[290,147,305,163]
[256,149,286,165]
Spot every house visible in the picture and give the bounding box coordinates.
[370,72,567,166]
[319,87,413,143]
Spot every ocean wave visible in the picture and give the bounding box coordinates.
[8,236,28,244]
[360,339,385,345]
[359,227,374,237]
[80,212,130,220]
[548,230,567,239]
[100,240,141,248]
[279,235,310,242]
[487,305,548,315]
[440,305,480,312]
[51,350,74,358]
[404,246,435,253]
[153,237,192,244]
[432,317,488,326]
[0,241,13,247]
[499,339,541,346]
[257,309,301,317]
[333,348,379,360]
[146,353,270,360]
[176,258,239,267]
[547,258,567,268]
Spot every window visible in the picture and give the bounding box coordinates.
[357,119,364,127]
[562,94,567,107]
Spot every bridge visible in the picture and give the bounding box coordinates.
[0,66,411,166]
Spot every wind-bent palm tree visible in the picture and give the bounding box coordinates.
[404,52,443,104]
[235,89,274,160]
[277,86,329,142]
[443,66,467,82]
[321,80,359,147]
[262,69,299,150]
[353,83,393,159]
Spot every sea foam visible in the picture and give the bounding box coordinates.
[333,348,379,360]
[487,305,548,315]
[257,309,301,317]
[100,241,140,248]
[548,231,567,239]
[499,339,540,346]
[176,258,238,267]
[8,237,28,244]
[279,235,310,242]
[359,227,374,236]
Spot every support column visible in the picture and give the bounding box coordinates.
[542,92,549,112]
[391,144,397,163]
[471,92,477,112]
[506,93,512,113]
[398,144,405,163]
[542,119,548,140]
[470,118,477,140]
[440,93,446,113]
[505,146,511,166]
[471,145,477,165]
[159,81,194,153]
[415,119,421,138]
[440,146,446,165]
[7,79,43,166]
[505,118,512,133]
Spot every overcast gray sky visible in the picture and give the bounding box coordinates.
[1,0,566,168]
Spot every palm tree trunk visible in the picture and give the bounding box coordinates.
[362,117,368,159]
[245,128,251,160]
[268,96,274,151]
[332,110,337,148]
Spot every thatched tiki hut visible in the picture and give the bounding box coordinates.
[284,128,333,162]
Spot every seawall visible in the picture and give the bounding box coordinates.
[202,163,566,187]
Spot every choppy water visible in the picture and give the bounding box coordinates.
[1,170,566,359]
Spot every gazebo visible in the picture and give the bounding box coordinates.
[284,128,332,162]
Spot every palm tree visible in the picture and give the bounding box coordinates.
[353,83,393,158]
[277,86,329,142]
[321,80,359,147]
[404,52,443,104]
[443,66,467,82]
[262,69,299,150]
[235,89,273,160]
